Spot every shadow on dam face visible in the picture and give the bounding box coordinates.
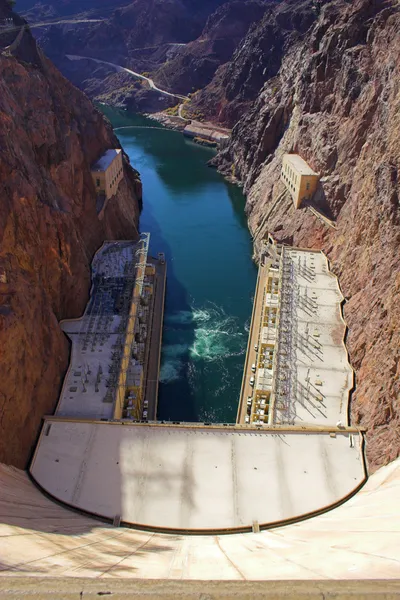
[0,462,180,577]
[1,457,400,581]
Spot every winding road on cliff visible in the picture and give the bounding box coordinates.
[66,54,188,102]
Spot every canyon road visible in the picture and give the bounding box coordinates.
[66,54,188,102]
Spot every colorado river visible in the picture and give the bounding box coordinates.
[101,108,257,423]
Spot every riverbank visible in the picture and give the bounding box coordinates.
[65,55,231,148]
[147,111,231,147]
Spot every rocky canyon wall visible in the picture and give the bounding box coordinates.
[0,1,141,468]
[187,0,319,127]
[215,0,400,472]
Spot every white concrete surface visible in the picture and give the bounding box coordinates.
[240,246,353,430]
[283,154,318,176]
[34,240,363,533]
[183,124,230,143]
[30,421,364,531]
[92,148,121,172]
[1,457,400,579]
[272,249,353,426]
[57,317,121,419]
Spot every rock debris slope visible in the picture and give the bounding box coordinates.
[214,0,400,471]
[0,0,142,468]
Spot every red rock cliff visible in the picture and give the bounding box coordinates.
[215,0,400,471]
[0,2,142,467]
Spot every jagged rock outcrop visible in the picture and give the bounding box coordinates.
[37,0,317,121]
[94,72,177,112]
[214,0,400,471]
[15,0,322,121]
[0,0,142,468]
[23,0,321,120]
[188,0,320,126]
[153,1,269,97]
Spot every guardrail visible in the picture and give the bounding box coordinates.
[42,414,365,434]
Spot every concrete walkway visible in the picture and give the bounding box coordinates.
[144,258,167,420]
[2,579,399,598]
[237,264,268,423]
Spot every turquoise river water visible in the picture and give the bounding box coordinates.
[102,108,257,423]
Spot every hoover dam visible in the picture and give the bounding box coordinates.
[1,99,400,598]
[28,234,366,533]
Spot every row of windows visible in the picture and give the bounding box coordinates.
[109,167,123,189]
[281,170,297,193]
[281,170,312,193]
[283,162,299,185]
[110,164,123,179]
[95,165,123,189]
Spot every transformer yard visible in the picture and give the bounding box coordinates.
[237,238,354,429]
[55,235,166,423]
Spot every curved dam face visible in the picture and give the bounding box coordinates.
[1,457,399,579]
[29,421,365,532]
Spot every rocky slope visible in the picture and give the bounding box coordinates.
[20,0,236,113]
[13,0,326,124]
[33,0,232,61]
[214,0,400,471]
[48,0,320,125]
[61,61,177,112]
[0,0,142,468]
[187,0,320,126]
[20,0,281,116]
[153,1,269,97]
